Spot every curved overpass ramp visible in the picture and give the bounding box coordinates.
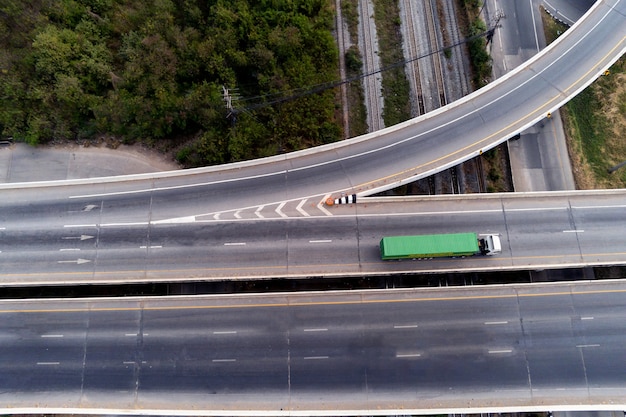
[1,0,624,213]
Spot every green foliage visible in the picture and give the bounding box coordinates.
[467,17,491,88]
[345,46,362,72]
[372,0,411,125]
[0,0,340,166]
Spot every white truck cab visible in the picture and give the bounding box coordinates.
[482,234,502,256]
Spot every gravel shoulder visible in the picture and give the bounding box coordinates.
[0,143,181,183]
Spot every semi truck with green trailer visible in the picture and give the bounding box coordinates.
[379,232,501,260]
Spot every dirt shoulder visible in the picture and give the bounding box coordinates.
[0,142,181,183]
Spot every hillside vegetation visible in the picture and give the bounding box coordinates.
[0,0,340,166]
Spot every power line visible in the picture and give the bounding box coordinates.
[233,27,499,115]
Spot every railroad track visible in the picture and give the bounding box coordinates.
[358,0,384,131]
[399,0,426,115]
[423,0,447,106]
[436,0,471,98]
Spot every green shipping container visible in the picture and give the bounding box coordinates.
[379,232,479,260]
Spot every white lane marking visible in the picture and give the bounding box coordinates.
[61,235,95,241]
[213,213,221,220]
[125,333,137,337]
[485,321,509,325]
[37,362,60,365]
[393,324,418,329]
[41,334,64,338]
[317,195,333,216]
[507,207,566,212]
[123,361,135,365]
[255,205,265,219]
[275,202,288,218]
[309,240,332,243]
[101,222,148,227]
[563,230,584,233]
[488,349,513,354]
[213,331,237,335]
[572,204,626,209]
[212,359,236,363]
[296,199,310,217]
[59,248,80,251]
[224,242,246,246]
[139,245,163,249]
[576,344,600,348]
[57,258,91,264]
[234,210,242,219]
[396,353,421,358]
[155,200,626,225]
[304,356,329,360]
[0,227,5,230]
[64,224,97,228]
[304,328,328,332]
[70,170,284,199]
[581,317,594,320]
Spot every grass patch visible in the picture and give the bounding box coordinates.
[345,46,368,136]
[541,6,569,44]
[371,0,412,126]
[563,58,626,188]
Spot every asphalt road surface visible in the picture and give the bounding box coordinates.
[1,190,625,286]
[2,281,625,414]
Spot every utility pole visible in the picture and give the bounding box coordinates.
[222,85,238,124]
[486,10,505,46]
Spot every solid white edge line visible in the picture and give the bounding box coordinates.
[488,349,513,354]
[576,344,600,348]
[303,356,329,360]
[36,362,60,365]
[224,242,246,246]
[393,324,418,329]
[309,240,332,243]
[303,328,328,332]
[213,331,237,335]
[485,321,508,325]
[396,353,421,358]
[563,230,585,233]
[41,334,64,338]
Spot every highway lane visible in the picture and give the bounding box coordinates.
[2,281,626,414]
[1,190,625,286]
[0,0,623,218]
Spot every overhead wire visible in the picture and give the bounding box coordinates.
[231,27,496,114]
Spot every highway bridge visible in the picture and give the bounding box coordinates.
[1,190,626,286]
[2,281,626,415]
[1,0,626,415]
